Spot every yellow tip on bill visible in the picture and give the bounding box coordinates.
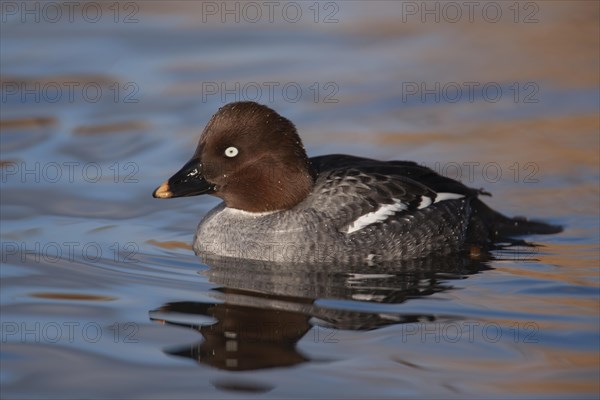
[153,181,173,198]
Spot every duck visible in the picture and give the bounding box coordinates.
[153,101,561,264]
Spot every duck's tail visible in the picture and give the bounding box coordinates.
[469,199,562,241]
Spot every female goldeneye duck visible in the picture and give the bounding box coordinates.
[153,101,561,263]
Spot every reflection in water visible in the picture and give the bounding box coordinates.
[153,300,311,371]
[149,253,491,371]
[28,293,117,301]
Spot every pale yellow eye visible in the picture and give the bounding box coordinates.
[224,146,238,158]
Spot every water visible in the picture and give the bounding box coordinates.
[1,1,598,398]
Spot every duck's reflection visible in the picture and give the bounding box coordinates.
[153,299,310,370]
[149,253,490,371]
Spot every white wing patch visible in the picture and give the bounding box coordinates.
[345,192,466,234]
[418,192,465,209]
[434,192,465,203]
[418,196,432,209]
[346,198,407,234]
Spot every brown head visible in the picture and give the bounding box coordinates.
[153,102,315,212]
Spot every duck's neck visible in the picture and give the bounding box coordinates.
[220,157,315,213]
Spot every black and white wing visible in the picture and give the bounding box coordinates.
[308,155,482,234]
